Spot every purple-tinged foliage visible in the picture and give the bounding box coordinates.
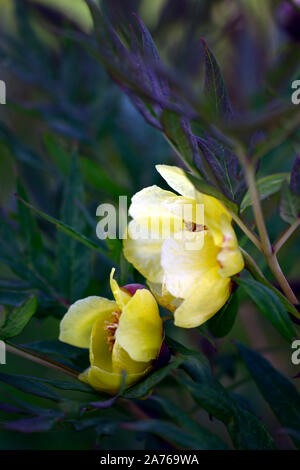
[0,402,29,414]
[155,342,171,370]
[201,39,233,120]
[3,414,62,433]
[290,154,300,196]
[277,1,300,42]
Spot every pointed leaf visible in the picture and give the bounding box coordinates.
[241,173,289,212]
[0,296,37,340]
[57,153,90,302]
[235,277,296,342]
[16,196,108,258]
[279,180,300,224]
[201,39,233,119]
[208,291,239,338]
[123,358,184,399]
[0,373,62,401]
[235,341,300,448]
[290,155,300,196]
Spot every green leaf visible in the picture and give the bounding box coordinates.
[57,153,90,302]
[166,338,275,449]
[235,277,297,342]
[80,157,127,196]
[31,377,95,394]
[161,110,195,168]
[178,361,276,449]
[0,122,50,171]
[73,416,119,433]
[241,173,289,212]
[43,133,69,175]
[241,248,300,320]
[16,196,109,258]
[21,340,85,359]
[235,341,300,448]
[17,180,44,268]
[0,306,7,328]
[279,180,300,224]
[125,419,225,450]
[149,396,229,449]
[0,296,37,340]
[0,373,62,401]
[0,143,16,206]
[123,358,184,399]
[208,291,239,338]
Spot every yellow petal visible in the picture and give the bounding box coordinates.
[147,280,181,313]
[115,289,163,363]
[156,165,196,199]
[217,214,244,277]
[196,193,231,247]
[123,220,165,283]
[174,267,231,328]
[80,365,151,395]
[112,341,149,374]
[59,296,117,348]
[110,268,131,309]
[161,231,220,298]
[128,185,185,235]
[89,316,113,372]
[156,165,232,246]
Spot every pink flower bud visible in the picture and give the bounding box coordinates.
[122,283,148,296]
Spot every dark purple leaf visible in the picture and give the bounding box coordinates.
[197,136,228,193]
[201,39,233,120]
[133,13,169,99]
[290,155,300,196]
[3,416,59,433]
[88,396,118,410]
[0,402,28,414]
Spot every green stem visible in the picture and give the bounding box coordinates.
[273,219,300,255]
[230,211,262,251]
[236,145,299,305]
[6,342,78,379]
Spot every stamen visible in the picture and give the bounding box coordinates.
[184,221,207,232]
[104,309,121,352]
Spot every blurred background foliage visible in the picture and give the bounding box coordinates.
[0,0,299,450]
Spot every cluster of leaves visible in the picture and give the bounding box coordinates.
[0,0,299,451]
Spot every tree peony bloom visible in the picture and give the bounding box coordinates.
[123,165,244,328]
[59,269,163,394]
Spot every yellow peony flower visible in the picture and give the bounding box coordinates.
[59,269,163,394]
[123,165,244,328]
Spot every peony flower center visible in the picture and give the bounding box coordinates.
[184,221,207,232]
[104,309,122,352]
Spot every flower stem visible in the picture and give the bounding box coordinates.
[235,144,299,305]
[273,219,300,255]
[6,342,78,379]
[230,211,262,251]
